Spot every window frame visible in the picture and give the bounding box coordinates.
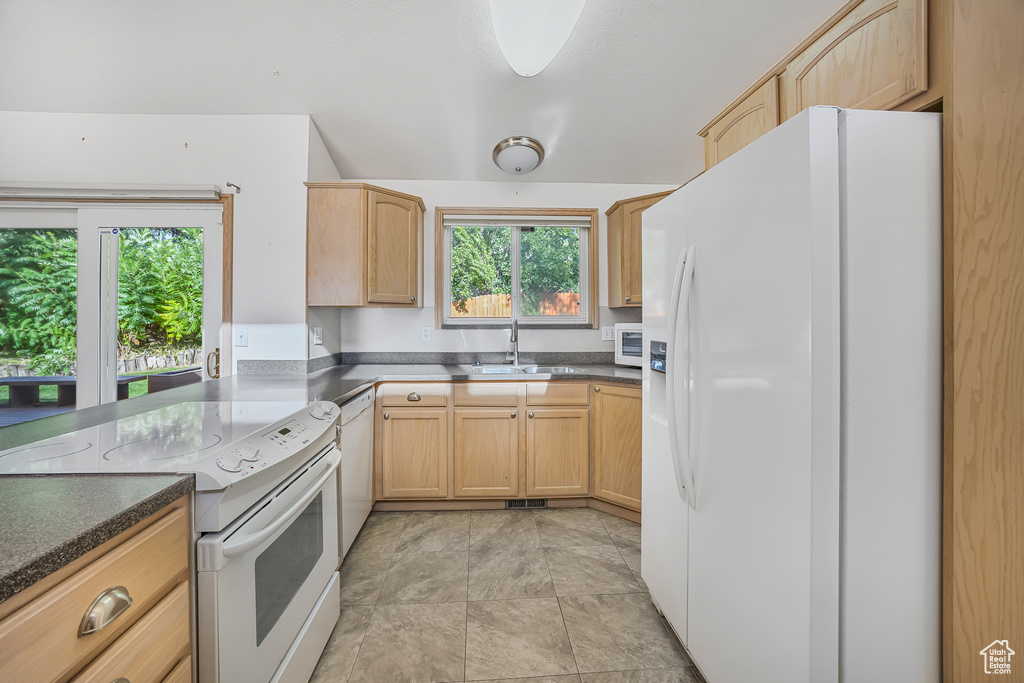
[434,207,600,329]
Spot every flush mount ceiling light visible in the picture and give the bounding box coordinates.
[492,137,545,175]
[488,0,587,77]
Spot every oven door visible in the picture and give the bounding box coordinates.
[197,445,341,683]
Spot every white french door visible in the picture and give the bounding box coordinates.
[77,207,225,408]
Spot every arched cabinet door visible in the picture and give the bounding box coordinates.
[367,190,421,305]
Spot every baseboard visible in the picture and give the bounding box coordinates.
[371,496,639,522]
[587,498,641,523]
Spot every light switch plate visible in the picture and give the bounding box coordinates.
[421,326,431,342]
[601,326,614,341]
[235,327,249,347]
[313,327,323,345]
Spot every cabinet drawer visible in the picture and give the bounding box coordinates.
[162,655,192,683]
[380,383,447,407]
[526,382,590,406]
[73,580,190,683]
[0,506,189,683]
[454,383,520,406]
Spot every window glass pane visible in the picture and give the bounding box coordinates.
[0,228,78,426]
[519,226,581,317]
[449,226,512,318]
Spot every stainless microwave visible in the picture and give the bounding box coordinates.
[614,323,644,367]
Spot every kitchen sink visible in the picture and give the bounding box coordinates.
[521,366,584,374]
[469,366,522,374]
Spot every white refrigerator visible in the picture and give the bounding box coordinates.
[641,107,941,683]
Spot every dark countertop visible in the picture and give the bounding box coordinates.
[0,362,639,601]
[0,363,641,451]
[0,473,194,604]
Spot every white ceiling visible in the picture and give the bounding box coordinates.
[0,0,845,185]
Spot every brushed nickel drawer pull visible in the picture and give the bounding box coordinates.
[112,679,130,683]
[407,392,422,402]
[511,412,517,418]
[411,296,417,302]
[79,586,133,637]
[624,296,631,302]
[594,386,601,392]
[384,413,390,420]
[528,412,535,419]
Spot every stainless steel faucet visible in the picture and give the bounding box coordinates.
[507,317,519,366]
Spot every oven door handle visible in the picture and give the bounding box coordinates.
[222,448,341,559]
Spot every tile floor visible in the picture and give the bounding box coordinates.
[310,507,702,683]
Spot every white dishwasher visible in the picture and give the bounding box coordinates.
[339,387,375,558]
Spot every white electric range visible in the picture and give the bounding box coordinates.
[0,400,344,683]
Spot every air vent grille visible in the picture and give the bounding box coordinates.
[505,499,548,509]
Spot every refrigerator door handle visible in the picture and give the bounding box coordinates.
[666,245,697,508]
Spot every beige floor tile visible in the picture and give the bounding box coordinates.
[595,512,641,550]
[534,509,614,548]
[559,593,689,673]
[349,510,408,556]
[477,677,582,683]
[544,546,642,596]
[338,548,393,605]
[468,547,555,601]
[465,598,578,681]
[378,550,469,604]
[309,605,373,683]
[616,547,648,592]
[347,602,467,683]
[397,510,471,553]
[470,510,542,549]
[580,669,699,683]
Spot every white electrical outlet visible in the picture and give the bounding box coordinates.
[234,327,249,347]
[313,327,323,345]
[421,326,431,342]
[601,326,614,341]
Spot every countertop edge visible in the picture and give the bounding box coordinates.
[0,474,195,605]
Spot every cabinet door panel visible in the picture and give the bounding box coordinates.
[306,186,363,305]
[621,202,647,305]
[454,408,519,498]
[381,408,448,498]
[780,0,927,119]
[368,191,419,304]
[526,408,590,497]
[704,77,780,168]
[592,384,642,511]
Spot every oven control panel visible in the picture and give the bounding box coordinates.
[209,401,339,484]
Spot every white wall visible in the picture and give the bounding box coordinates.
[337,179,675,354]
[0,111,338,370]
[305,120,344,362]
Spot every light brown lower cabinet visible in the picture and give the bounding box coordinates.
[0,498,191,683]
[381,407,448,498]
[592,384,642,511]
[453,407,520,498]
[526,408,590,497]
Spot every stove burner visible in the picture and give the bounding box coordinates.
[0,441,95,462]
[103,433,223,463]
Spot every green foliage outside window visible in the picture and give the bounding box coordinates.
[0,228,203,375]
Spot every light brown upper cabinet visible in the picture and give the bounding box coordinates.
[700,77,780,168]
[306,183,425,306]
[699,0,929,168]
[606,190,674,308]
[591,384,642,511]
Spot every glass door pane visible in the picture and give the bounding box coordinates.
[116,227,204,401]
[0,228,79,426]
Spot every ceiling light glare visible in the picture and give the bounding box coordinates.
[489,0,587,77]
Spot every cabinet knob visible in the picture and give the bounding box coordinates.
[79,586,133,637]
[624,296,631,302]
[410,296,417,302]
[112,679,130,683]
[528,412,535,419]
[510,412,517,418]
[407,392,422,402]
[594,386,601,392]
[383,413,389,420]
